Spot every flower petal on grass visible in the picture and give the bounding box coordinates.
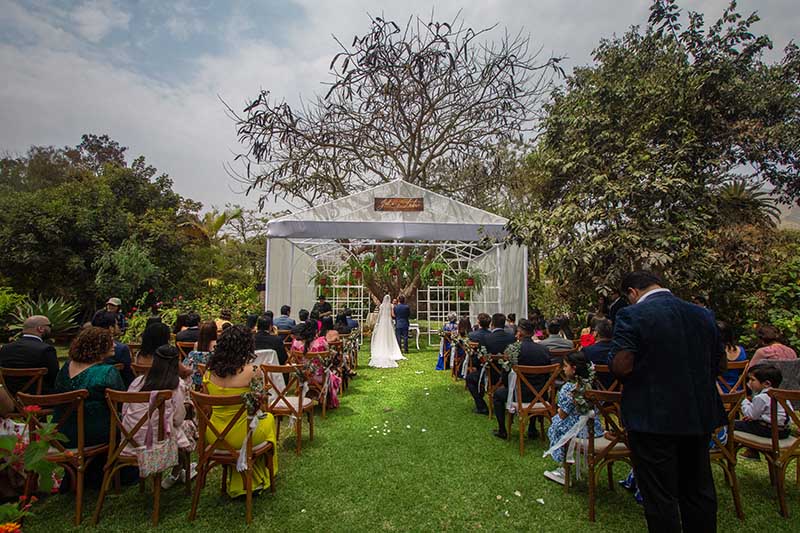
[514,491,522,498]
[536,498,545,505]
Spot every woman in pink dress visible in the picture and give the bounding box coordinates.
[750,325,797,366]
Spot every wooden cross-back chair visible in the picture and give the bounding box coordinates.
[289,349,330,417]
[508,363,561,455]
[716,360,750,395]
[131,362,152,377]
[485,355,506,420]
[565,389,632,523]
[176,342,195,360]
[261,363,315,455]
[327,340,347,393]
[188,390,276,524]
[345,330,360,369]
[276,329,292,341]
[127,343,142,356]
[92,390,190,526]
[0,367,48,412]
[734,388,800,518]
[17,389,107,525]
[450,338,467,382]
[592,364,622,392]
[711,390,746,520]
[548,348,573,364]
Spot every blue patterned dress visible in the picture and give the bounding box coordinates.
[435,321,459,370]
[547,381,604,463]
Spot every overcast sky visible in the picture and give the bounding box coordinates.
[1,0,797,213]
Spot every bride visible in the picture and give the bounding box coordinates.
[369,295,406,368]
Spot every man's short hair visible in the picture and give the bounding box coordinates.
[749,365,783,388]
[344,308,353,317]
[91,311,118,329]
[298,309,309,321]
[477,313,491,329]
[257,315,273,332]
[185,312,201,328]
[398,295,405,304]
[318,294,326,300]
[517,319,535,335]
[594,318,613,339]
[491,313,506,329]
[220,309,232,320]
[280,305,291,316]
[620,271,665,292]
[547,320,561,335]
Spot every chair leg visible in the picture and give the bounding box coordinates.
[776,464,789,518]
[519,416,526,457]
[728,462,745,520]
[139,477,146,494]
[487,389,494,420]
[276,415,282,441]
[74,467,85,526]
[308,409,314,441]
[152,473,162,526]
[564,462,571,494]
[183,452,192,496]
[91,467,114,525]
[188,465,206,522]
[588,461,597,522]
[267,449,276,494]
[221,465,228,496]
[296,417,303,455]
[244,468,253,525]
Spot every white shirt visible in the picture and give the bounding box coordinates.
[741,388,791,427]
[21,334,43,342]
[636,288,672,305]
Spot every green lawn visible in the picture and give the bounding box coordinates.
[27,343,798,532]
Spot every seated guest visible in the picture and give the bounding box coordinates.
[344,308,359,330]
[274,305,296,331]
[254,315,288,365]
[173,313,188,335]
[556,315,575,341]
[245,314,259,332]
[581,319,614,365]
[750,325,797,366]
[55,327,126,447]
[322,316,339,343]
[579,313,598,348]
[291,321,329,355]
[0,315,59,394]
[91,311,134,386]
[450,317,472,375]
[215,309,233,331]
[504,313,517,336]
[529,308,547,339]
[123,344,196,489]
[184,321,217,389]
[492,319,551,439]
[465,313,516,415]
[203,325,278,497]
[436,313,459,370]
[607,288,627,323]
[176,312,201,343]
[468,313,491,346]
[135,321,171,365]
[539,320,574,354]
[298,308,310,323]
[718,321,747,391]
[736,365,792,439]
[312,294,333,319]
[543,351,604,485]
[334,313,352,335]
[93,297,127,334]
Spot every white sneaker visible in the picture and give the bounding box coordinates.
[161,468,185,489]
[188,462,197,480]
[544,467,566,485]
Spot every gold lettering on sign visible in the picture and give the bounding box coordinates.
[374,197,424,212]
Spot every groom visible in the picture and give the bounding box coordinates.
[393,295,411,353]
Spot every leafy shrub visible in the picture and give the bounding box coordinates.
[10,296,79,337]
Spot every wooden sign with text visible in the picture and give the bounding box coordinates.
[374,197,424,212]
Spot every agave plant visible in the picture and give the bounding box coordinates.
[10,296,80,336]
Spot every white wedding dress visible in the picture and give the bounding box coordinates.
[369,295,405,368]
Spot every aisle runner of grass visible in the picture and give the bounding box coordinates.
[29,343,795,532]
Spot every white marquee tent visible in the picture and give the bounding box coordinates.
[264,180,528,323]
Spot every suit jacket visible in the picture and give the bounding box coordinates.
[254,331,288,365]
[273,315,296,331]
[610,291,725,434]
[393,304,410,328]
[507,338,551,401]
[484,329,516,355]
[0,336,59,394]
[468,328,490,346]
[608,297,628,322]
[175,327,200,343]
[582,340,613,366]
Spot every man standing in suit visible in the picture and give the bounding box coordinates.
[0,315,59,394]
[491,319,551,439]
[393,295,411,353]
[466,313,515,414]
[610,271,725,533]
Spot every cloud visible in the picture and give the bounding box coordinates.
[71,0,131,43]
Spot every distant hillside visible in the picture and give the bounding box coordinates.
[779,203,800,229]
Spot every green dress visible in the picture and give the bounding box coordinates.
[54,362,126,447]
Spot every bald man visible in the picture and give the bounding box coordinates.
[0,315,59,394]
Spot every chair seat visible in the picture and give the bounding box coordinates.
[47,443,108,459]
[575,436,629,454]
[210,441,273,462]
[519,402,547,412]
[270,396,315,414]
[733,430,798,450]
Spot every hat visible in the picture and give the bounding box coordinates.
[106,297,122,307]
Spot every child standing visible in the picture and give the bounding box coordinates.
[736,365,792,439]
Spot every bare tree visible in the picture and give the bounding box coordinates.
[233,14,562,208]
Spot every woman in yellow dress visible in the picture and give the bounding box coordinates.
[203,324,278,497]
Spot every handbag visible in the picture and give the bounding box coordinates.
[133,390,179,478]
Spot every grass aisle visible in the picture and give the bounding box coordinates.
[29,343,796,532]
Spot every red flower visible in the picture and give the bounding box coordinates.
[148,288,154,293]
[465,278,475,287]
[23,405,42,414]
[178,295,183,300]
[458,291,466,299]
[131,306,137,312]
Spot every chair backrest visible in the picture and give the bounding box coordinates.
[716,359,750,394]
[277,330,292,341]
[289,349,329,365]
[111,362,125,372]
[176,342,195,359]
[583,390,628,456]
[127,343,142,355]
[767,388,800,451]
[487,355,505,385]
[512,363,561,413]
[592,364,621,392]
[0,367,48,399]
[131,362,152,377]
[261,364,303,416]
[104,389,171,467]
[16,389,89,454]
[548,348,573,363]
[190,390,249,457]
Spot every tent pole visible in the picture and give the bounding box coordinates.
[496,245,503,315]
[264,238,271,312]
[522,245,529,319]
[288,243,295,311]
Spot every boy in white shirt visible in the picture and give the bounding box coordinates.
[736,365,792,439]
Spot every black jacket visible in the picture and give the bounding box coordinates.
[508,338,552,401]
[484,329,516,355]
[254,331,288,365]
[176,327,200,343]
[0,336,59,394]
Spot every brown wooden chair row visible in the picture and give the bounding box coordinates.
[508,364,561,455]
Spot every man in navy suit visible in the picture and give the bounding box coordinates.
[610,271,725,533]
[393,295,411,353]
[468,313,491,346]
[0,315,59,394]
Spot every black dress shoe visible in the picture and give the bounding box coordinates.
[473,408,489,415]
[493,430,508,440]
[527,430,539,440]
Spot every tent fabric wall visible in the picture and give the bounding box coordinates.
[468,244,528,320]
[265,238,316,314]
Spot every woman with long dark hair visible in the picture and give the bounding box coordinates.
[136,322,171,364]
[202,325,278,498]
[717,321,747,391]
